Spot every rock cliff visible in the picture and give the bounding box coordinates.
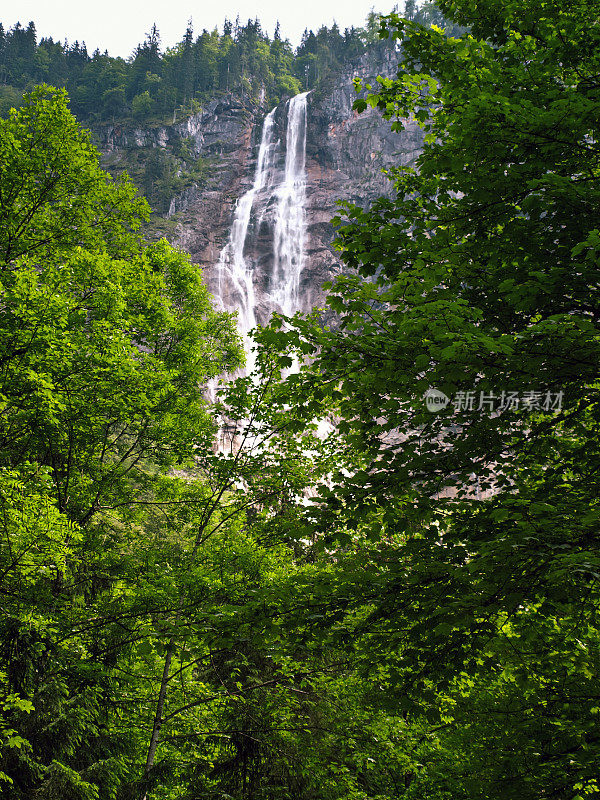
[97,50,424,322]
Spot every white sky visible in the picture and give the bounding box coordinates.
[2,1,401,58]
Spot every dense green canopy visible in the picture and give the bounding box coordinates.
[0,13,398,122]
[2,1,600,798]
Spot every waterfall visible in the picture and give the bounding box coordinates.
[216,106,278,346]
[214,92,309,371]
[271,92,309,316]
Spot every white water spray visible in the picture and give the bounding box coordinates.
[216,107,278,352]
[215,92,309,373]
[271,92,309,316]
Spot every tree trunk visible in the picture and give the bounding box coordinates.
[140,639,175,800]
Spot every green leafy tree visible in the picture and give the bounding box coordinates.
[0,86,243,522]
[264,1,600,797]
[180,20,194,104]
[128,25,162,101]
[0,87,245,798]
[102,84,127,119]
[131,88,153,119]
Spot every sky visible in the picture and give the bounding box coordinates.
[2,0,400,58]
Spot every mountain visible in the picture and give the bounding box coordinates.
[95,48,425,332]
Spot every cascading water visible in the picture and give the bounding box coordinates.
[216,106,278,351]
[213,92,329,450]
[214,92,309,372]
[271,92,309,316]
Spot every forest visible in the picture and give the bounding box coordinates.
[1,0,599,798]
[0,3,456,121]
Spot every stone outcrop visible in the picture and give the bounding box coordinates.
[98,95,252,155]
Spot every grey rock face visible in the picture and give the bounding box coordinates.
[302,51,424,311]
[97,95,254,155]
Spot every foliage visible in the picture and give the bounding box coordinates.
[139,144,209,213]
[131,90,153,120]
[0,88,242,522]
[3,1,599,798]
[0,86,249,798]
[0,82,413,800]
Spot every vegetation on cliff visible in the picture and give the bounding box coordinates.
[0,14,374,123]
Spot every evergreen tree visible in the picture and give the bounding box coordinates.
[180,19,194,104]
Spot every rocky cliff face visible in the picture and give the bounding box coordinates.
[97,51,424,322]
[302,50,424,312]
[100,95,252,156]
